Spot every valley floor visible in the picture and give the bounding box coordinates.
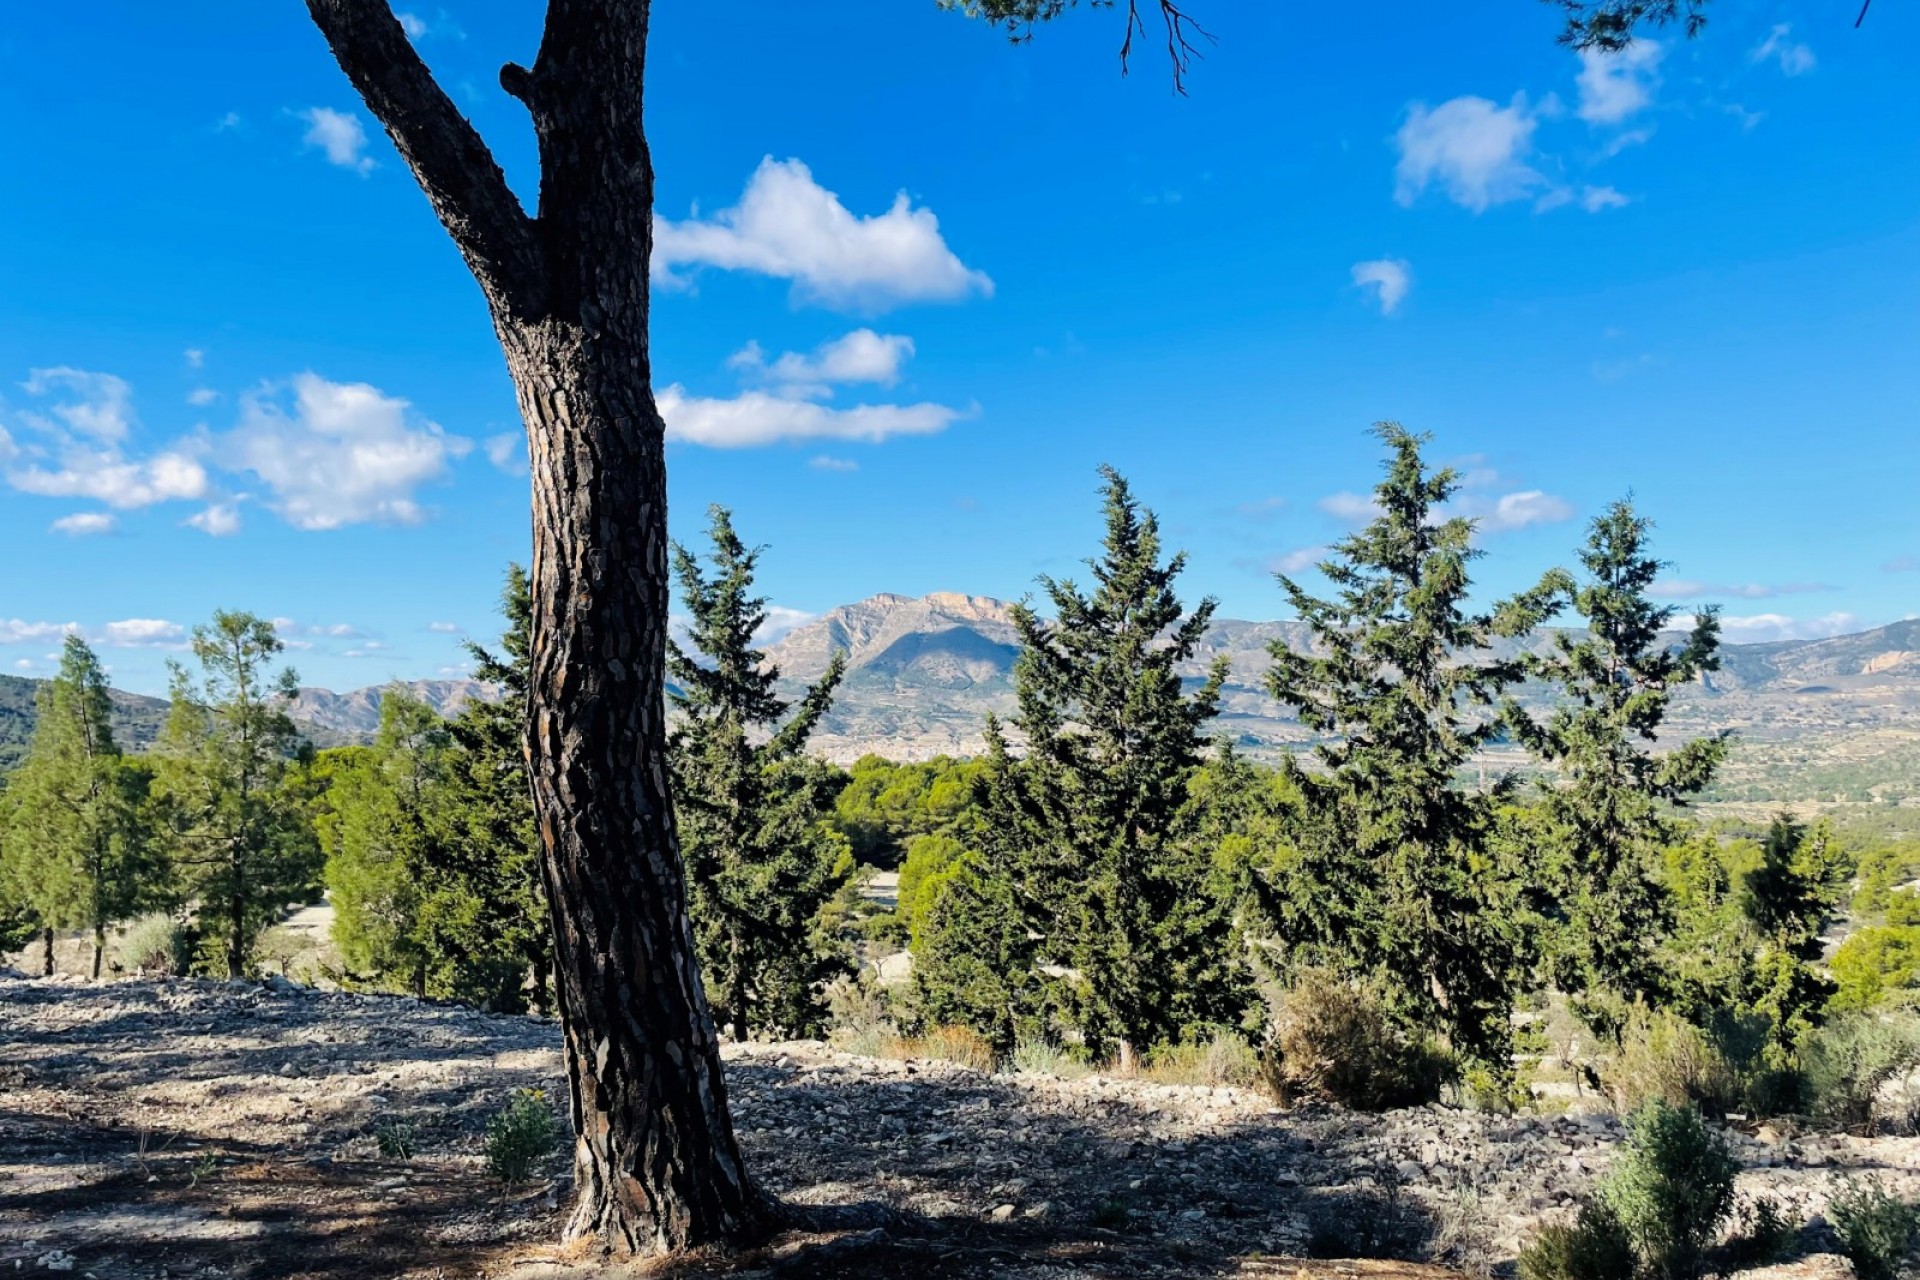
[1,974,1913,1279]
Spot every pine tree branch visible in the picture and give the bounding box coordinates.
[304,0,547,317]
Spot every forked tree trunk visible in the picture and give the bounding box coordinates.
[305,0,767,1255]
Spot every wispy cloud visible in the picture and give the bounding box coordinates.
[1651,579,1836,600]
[299,107,375,175]
[49,512,115,537]
[1713,611,1858,644]
[657,388,965,448]
[1576,42,1662,125]
[1750,25,1816,77]
[1394,95,1543,212]
[809,455,860,472]
[1351,258,1412,314]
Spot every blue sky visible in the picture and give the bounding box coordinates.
[1,2,1915,695]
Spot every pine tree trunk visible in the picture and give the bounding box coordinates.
[41,926,54,977]
[92,924,105,980]
[506,323,768,1252]
[227,889,246,980]
[305,0,768,1254]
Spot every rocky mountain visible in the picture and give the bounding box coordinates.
[286,679,501,740]
[767,594,1920,782]
[0,675,171,771]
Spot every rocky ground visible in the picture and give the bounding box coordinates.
[2,974,1914,1280]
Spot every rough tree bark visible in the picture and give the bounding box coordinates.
[304,0,768,1255]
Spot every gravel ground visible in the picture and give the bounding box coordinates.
[2,973,1914,1279]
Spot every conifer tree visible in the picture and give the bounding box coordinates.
[0,635,159,977]
[1255,424,1542,1066]
[920,467,1248,1064]
[1501,500,1726,1034]
[153,611,322,978]
[1740,813,1844,1054]
[668,506,851,1039]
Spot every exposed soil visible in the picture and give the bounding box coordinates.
[2,973,1914,1279]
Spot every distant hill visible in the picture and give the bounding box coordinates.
[5,600,1917,811]
[0,675,172,772]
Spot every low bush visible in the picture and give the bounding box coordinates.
[1802,1012,1920,1134]
[825,975,898,1059]
[909,1023,996,1073]
[1303,1180,1433,1261]
[1829,1179,1920,1280]
[1601,1099,1739,1280]
[1518,1201,1635,1280]
[1261,969,1446,1110]
[484,1088,558,1184]
[1604,1007,1739,1116]
[374,1121,417,1161]
[116,913,192,977]
[1140,1031,1260,1088]
[1009,1038,1092,1080]
[1721,1195,1798,1269]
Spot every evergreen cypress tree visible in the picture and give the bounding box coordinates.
[1740,813,1844,1054]
[919,467,1249,1064]
[1501,499,1726,1034]
[0,635,159,977]
[668,505,851,1039]
[1255,424,1541,1067]
[153,611,321,978]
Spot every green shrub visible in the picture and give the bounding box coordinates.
[1721,1195,1798,1269]
[1830,926,1920,1014]
[1605,1007,1739,1116]
[374,1122,417,1160]
[1009,1038,1092,1080]
[1829,1179,1920,1280]
[825,975,898,1059]
[1262,969,1446,1110]
[1518,1202,1636,1280]
[484,1088,558,1184]
[1141,1031,1259,1088]
[116,913,193,977]
[1601,1100,1738,1280]
[1802,1012,1920,1134]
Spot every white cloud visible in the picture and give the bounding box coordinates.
[754,606,816,647]
[734,329,916,393]
[1576,42,1662,125]
[397,11,428,37]
[13,659,32,672]
[1651,579,1835,600]
[1272,546,1328,575]
[187,387,220,407]
[1751,25,1816,77]
[4,368,210,509]
[1581,185,1631,212]
[428,621,462,633]
[653,157,992,309]
[1317,491,1383,523]
[1472,489,1575,532]
[21,368,134,442]
[184,349,205,370]
[220,373,469,529]
[49,512,115,537]
[184,503,242,536]
[300,107,376,175]
[809,455,860,472]
[1714,612,1859,644]
[483,432,526,474]
[1351,258,1412,315]
[100,618,187,649]
[0,620,77,646]
[1394,95,1543,212]
[657,386,965,448]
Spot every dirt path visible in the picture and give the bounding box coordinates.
[2,974,1913,1279]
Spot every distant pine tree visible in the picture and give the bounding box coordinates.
[669,505,851,1039]
[1740,813,1845,1054]
[152,612,321,978]
[0,635,160,977]
[918,467,1249,1064]
[1501,499,1727,1035]
[1254,424,1538,1067]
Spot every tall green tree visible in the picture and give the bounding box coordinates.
[1254,424,1543,1067]
[669,506,851,1039]
[153,612,321,978]
[321,696,448,994]
[0,636,159,978]
[1502,500,1726,1034]
[919,468,1249,1063]
[1740,813,1845,1054]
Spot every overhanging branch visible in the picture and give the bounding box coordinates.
[305,0,546,316]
